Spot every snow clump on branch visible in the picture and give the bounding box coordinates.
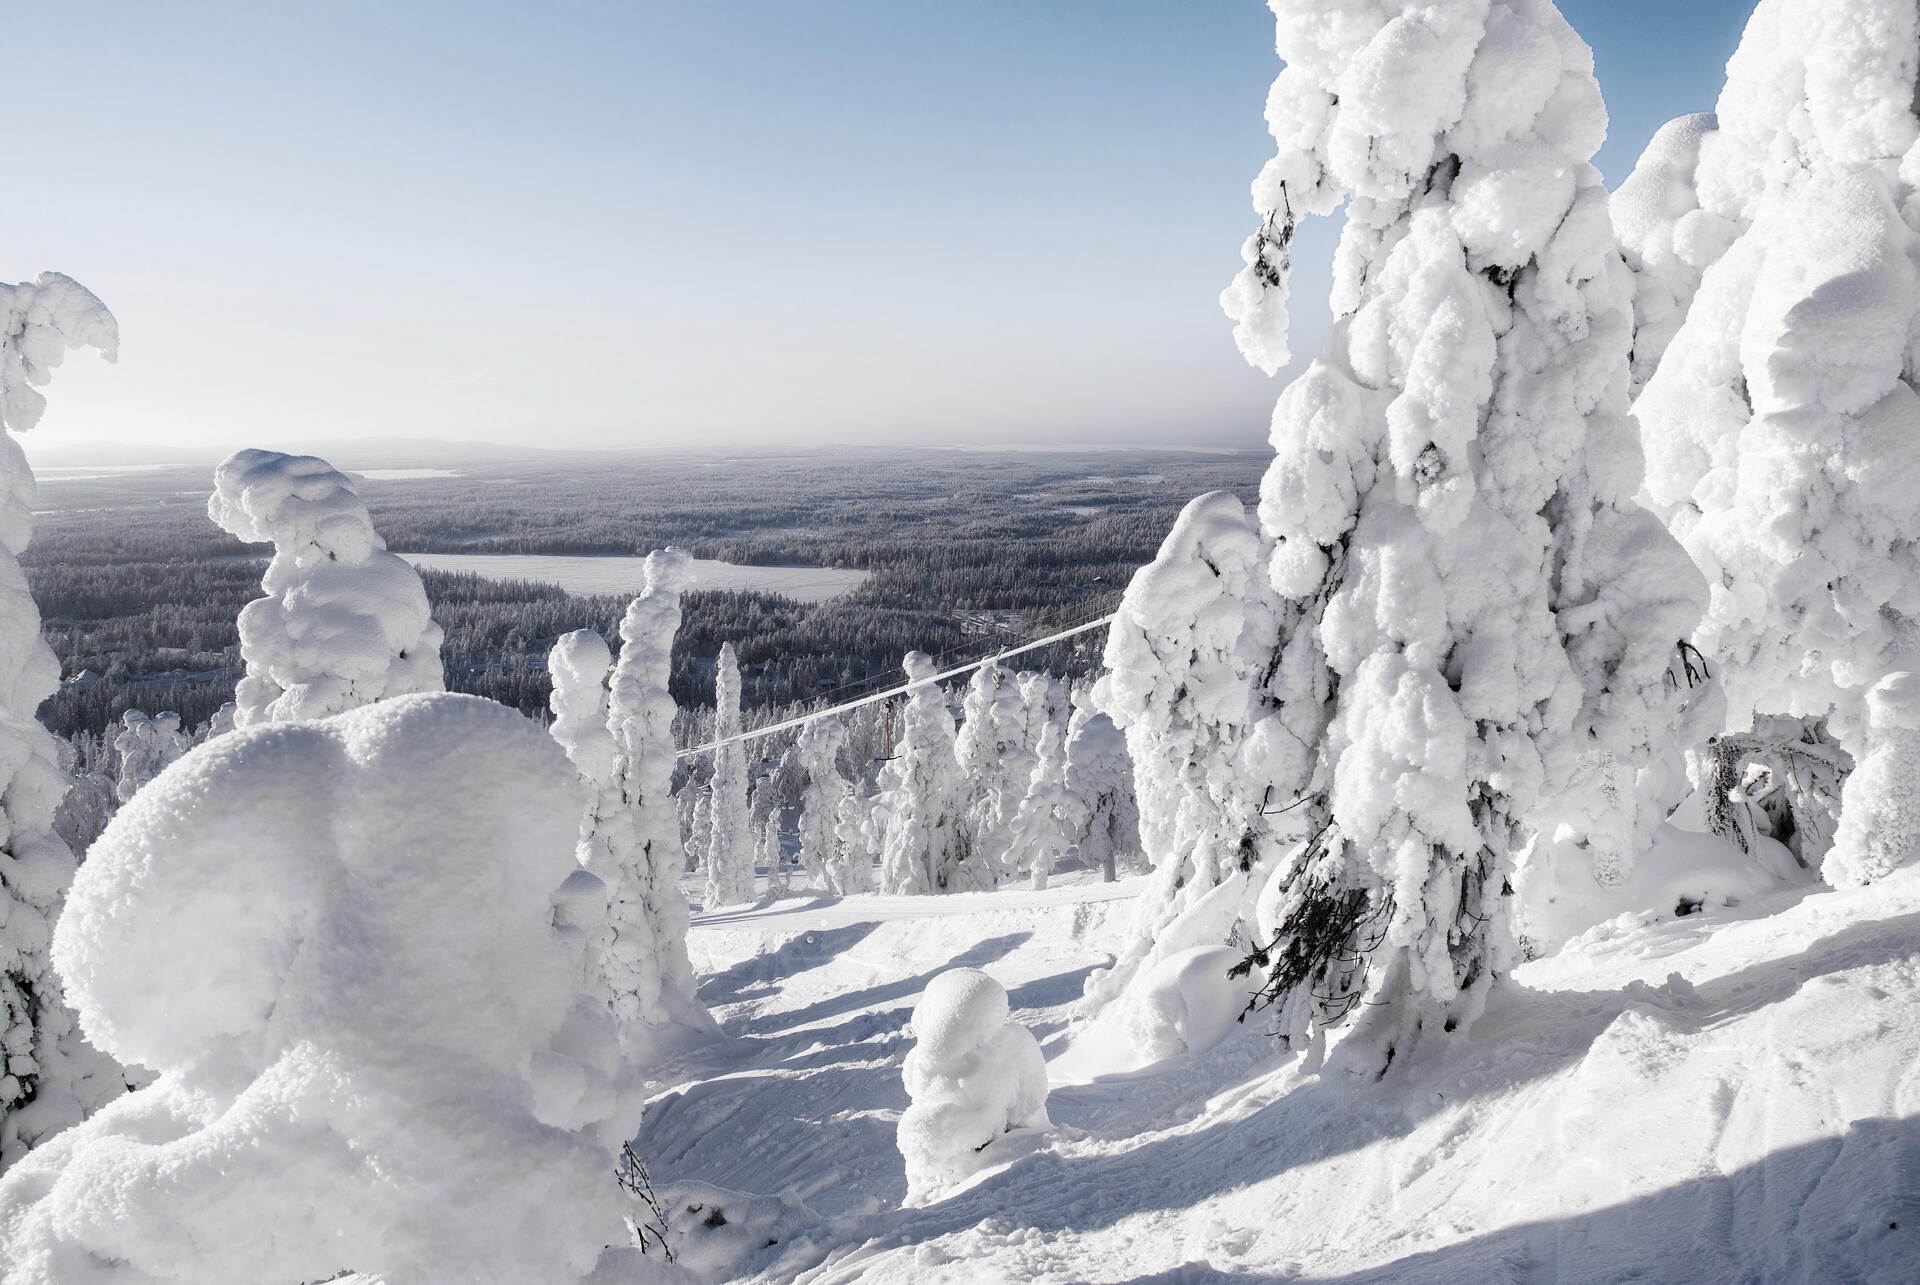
[208,449,444,726]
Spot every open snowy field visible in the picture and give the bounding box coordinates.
[396,553,870,603]
[644,870,1920,1283]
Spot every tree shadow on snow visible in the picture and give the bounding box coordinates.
[698,921,883,1007]
[888,908,1920,1241]
[1101,1268,1278,1285]
[1292,1117,1920,1284]
[726,932,1032,1038]
[648,934,1038,1215]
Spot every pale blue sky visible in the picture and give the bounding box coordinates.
[5,1,1753,453]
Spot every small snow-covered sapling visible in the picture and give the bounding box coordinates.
[897,967,1050,1205]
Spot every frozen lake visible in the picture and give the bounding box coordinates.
[396,552,867,603]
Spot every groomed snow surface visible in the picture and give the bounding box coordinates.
[642,864,1920,1283]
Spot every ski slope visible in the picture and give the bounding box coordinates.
[642,868,1920,1283]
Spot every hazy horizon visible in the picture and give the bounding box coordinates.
[9,1,1750,454]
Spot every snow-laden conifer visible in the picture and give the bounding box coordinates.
[1217,0,1702,1070]
[1061,700,1141,883]
[0,272,123,1166]
[955,661,1029,883]
[1005,717,1072,890]
[603,553,713,1044]
[704,643,755,908]
[877,653,977,894]
[1085,492,1285,1011]
[757,812,785,895]
[546,548,714,1061]
[1828,675,1920,886]
[897,968,1049,1205]
[110,710,188,805]
[208,449,443,726]
[1623,0,1920,885]
[795,715,848,890]
[831,784,876,896]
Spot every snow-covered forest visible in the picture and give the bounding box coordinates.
[5,0,1920,1280]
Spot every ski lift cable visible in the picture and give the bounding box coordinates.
[675,611,1119,761]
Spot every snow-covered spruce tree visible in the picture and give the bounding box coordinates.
[704,642,755,908]
[1828,674,1920,886]
[877,653,979,894]
[548,550,715,1062]
[0,695,631,1284]
[208,449,444,726]
[1005,717,1072,890]
[51,739,116,862]
[1062,701,1142,883]
[754,741,806,835]
[1623,0,1920,886]
[1084,491,1287,1011]
[757,812,786,894]
[794,715,848,890]
[0,272,124,1166]
[831,783,877,895]
[110,710,188,805]
[687,789,713,875]
[897,968,1049,1206]
[954,661,1029,883]
[1212,0,1702,1070]
[1018,670,1070,756]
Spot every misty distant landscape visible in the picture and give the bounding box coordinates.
[27,441,1266,736]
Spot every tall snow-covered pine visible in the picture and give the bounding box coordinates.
[1622,0,1920,886]
[0,272,124,1165]
[1218,0,1702,1070]
[704,642,755,908]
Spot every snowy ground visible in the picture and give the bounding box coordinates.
[645,867,1920,1283]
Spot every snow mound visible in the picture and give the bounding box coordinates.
[654,1181,817,1280]
[1516,821,1810,958]
[209,448,445,726]
[0,693,625,1285]
[898,967,1051,1205]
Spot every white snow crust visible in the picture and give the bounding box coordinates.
[633,866,1920,1283]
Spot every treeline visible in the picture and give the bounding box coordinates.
[28,563,1012,736]
[434,572,983,717]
